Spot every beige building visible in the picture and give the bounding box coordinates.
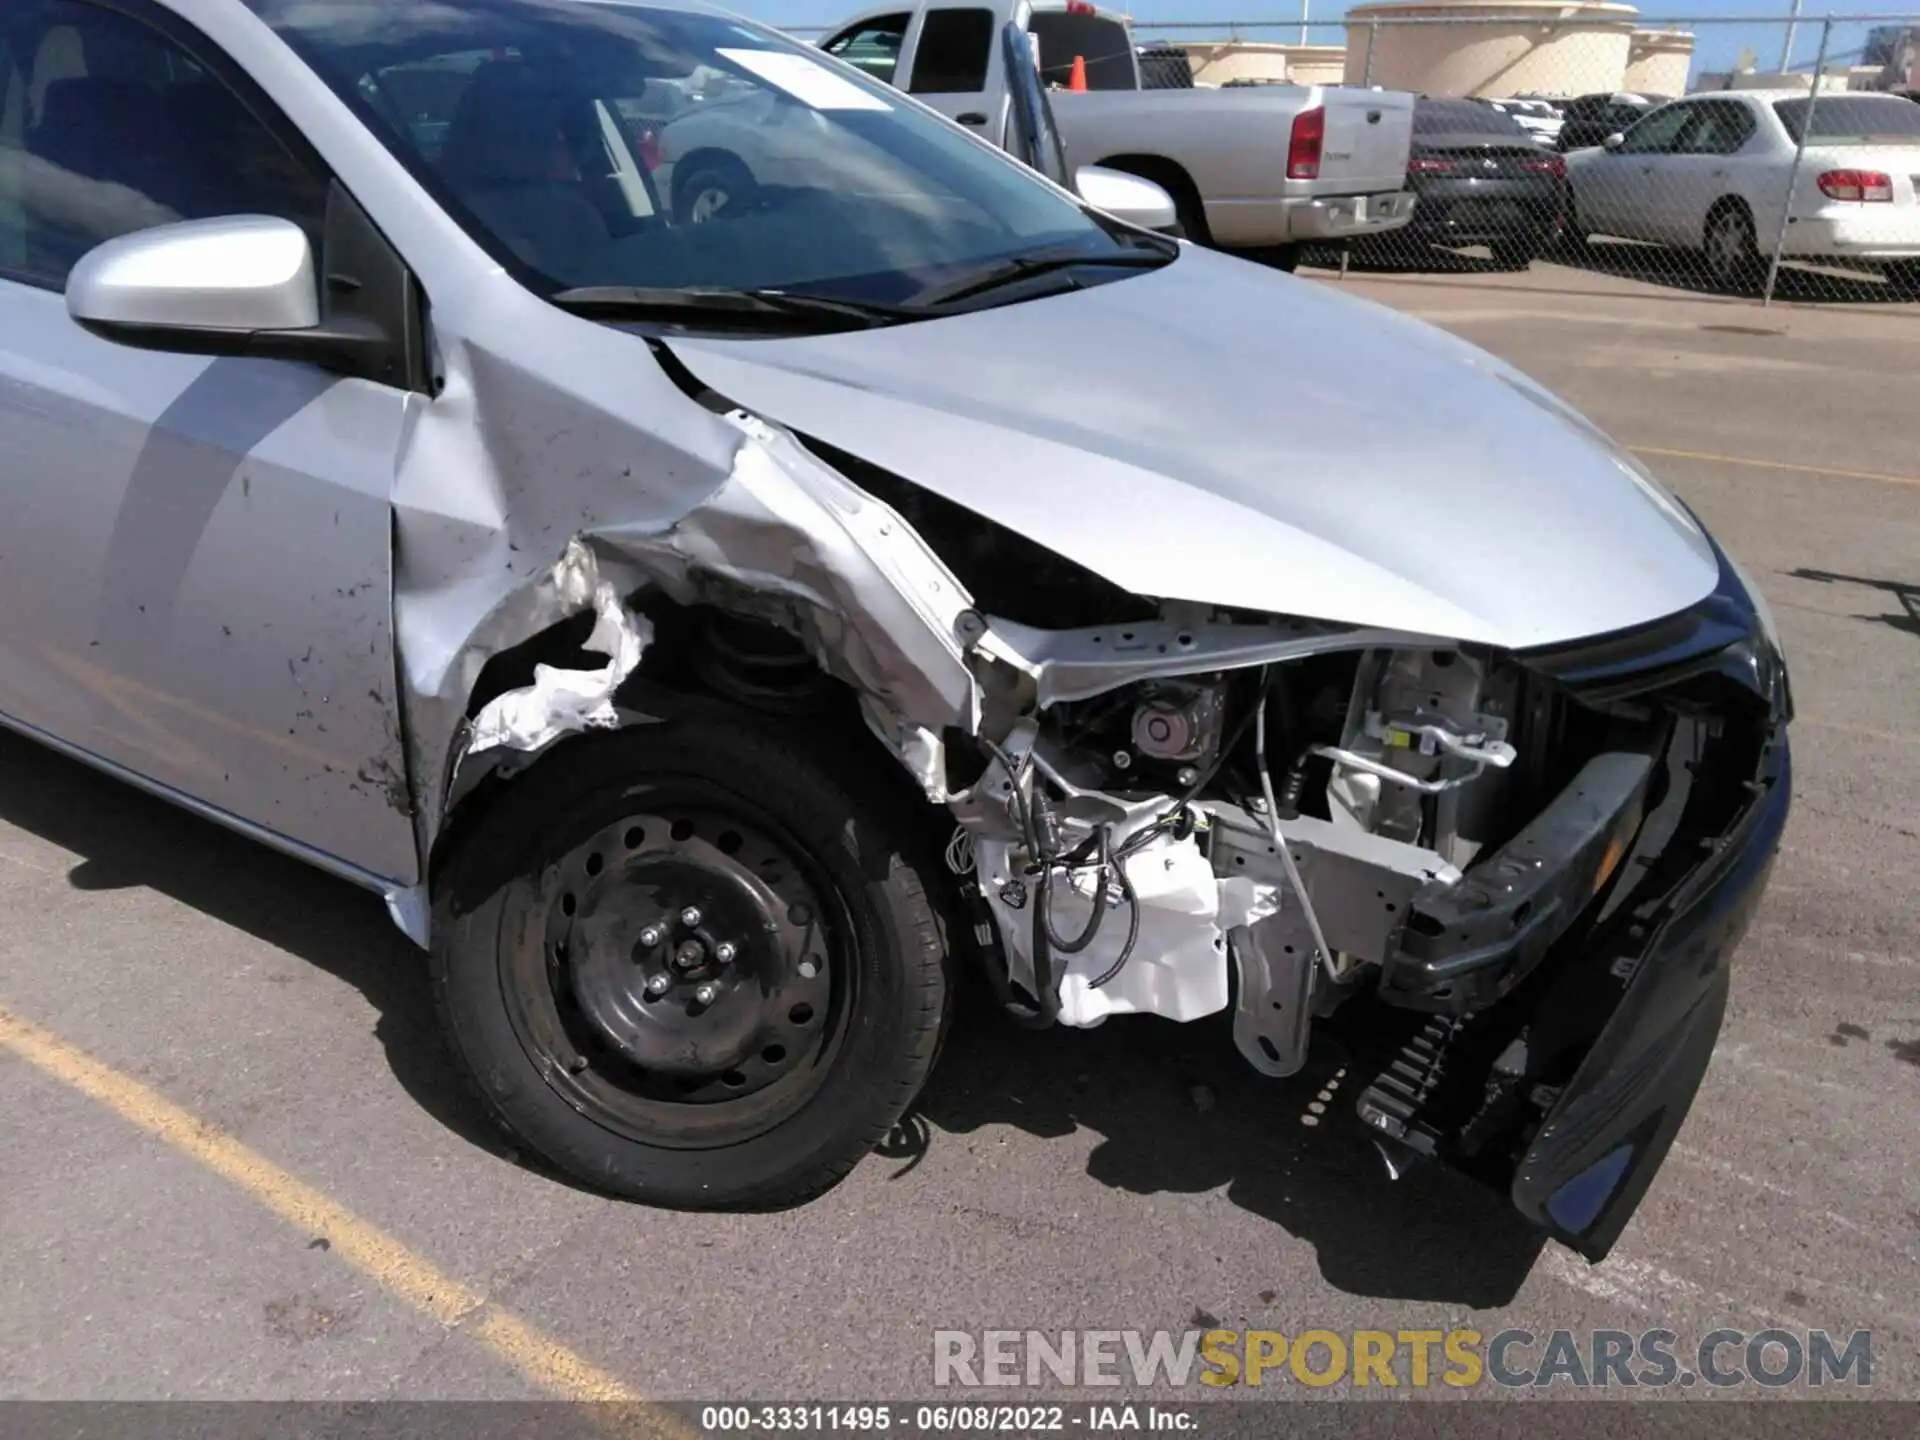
[1623,28,1693,95]
[1175,40,1348,87]
[1342,0,1693,99]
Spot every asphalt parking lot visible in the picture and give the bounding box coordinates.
[2,258,1917,1409]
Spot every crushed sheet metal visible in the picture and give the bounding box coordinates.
[467,540,654,756]
[387,329,978,882]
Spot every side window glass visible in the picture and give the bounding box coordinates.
[909,8,994,95]
[0,0,326,290]
[1617,105,1691,155]
[822,15,909,86]
[1690,103,1754,156]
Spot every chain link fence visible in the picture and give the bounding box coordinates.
[1124,12,1920,308]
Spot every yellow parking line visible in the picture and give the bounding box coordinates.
[0,1002,685,1429]
[1632,445,1920,489]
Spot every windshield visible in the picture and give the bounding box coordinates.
[247,0,1143,306]
[1773,95,1920,145]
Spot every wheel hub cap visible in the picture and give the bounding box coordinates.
[549,810,831,1095]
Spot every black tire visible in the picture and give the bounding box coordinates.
[673,155,755,226]
[1225,243,1302,272]
[1703,200,1762,295]
[1884,260,1920,298]
[1490,238,1538,270]
[431,699,949,1207]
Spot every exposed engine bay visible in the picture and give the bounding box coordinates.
[960,644,1545,1066]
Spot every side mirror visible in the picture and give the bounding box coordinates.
[68,215,320,341]
[1074,164,1179,234]
[1602,132,1626,151]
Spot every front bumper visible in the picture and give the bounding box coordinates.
[1514,721,1789,1259]
[1357,535,1791,1259]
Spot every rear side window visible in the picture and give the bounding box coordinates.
[1414,102,1528,137]
[908,7,993,94]
[1774,95,1920,144]
[1027,12,1135,91]
[0,0,326,288]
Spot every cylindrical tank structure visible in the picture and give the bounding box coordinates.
[1176,41,1349,87]
[1623,28,1695,95]
[1344,0,1638,97]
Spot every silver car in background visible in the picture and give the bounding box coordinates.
[0,0,1789,1262]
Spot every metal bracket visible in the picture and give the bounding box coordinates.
[1231,908,1318,1077]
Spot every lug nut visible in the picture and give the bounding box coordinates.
[638,924,665,948]
[680,906,703,927]
[714,942,737,964]
[798,960,819,979]
[694,982,719,1005]
[644,973,671,997]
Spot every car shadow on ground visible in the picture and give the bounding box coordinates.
[891,981,1546,1308]
[0,731,1546,1305]
[0,730,515,1165]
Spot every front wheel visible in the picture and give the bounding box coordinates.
[674,157,755,225]
[431,701,949,1207]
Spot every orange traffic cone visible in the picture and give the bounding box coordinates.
[1068,54,1088,91]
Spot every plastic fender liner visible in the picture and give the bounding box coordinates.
[1380,749,1656,1015]
[1513,728,1791,1260]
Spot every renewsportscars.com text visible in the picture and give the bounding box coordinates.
[932,1327,1873,1390]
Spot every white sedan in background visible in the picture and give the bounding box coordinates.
[1564,89,1920,292]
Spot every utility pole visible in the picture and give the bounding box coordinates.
[1778,0,1803,73]
[1299,0,1310,48]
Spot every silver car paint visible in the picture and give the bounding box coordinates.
[666,246,1717,651]
[0,0,1715,946]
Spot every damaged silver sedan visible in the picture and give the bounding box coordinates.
[0,0,1789,1259]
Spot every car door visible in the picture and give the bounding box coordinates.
[1578,102,1695,240]
[0,0,418,884]
[1658,99,1759,249]
[897,4,1018,141]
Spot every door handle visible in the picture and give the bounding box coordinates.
[956,112,987,125]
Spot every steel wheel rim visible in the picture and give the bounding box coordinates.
[687,186,730,224]
[1709,212,1750,280]
[500,787,852,1150]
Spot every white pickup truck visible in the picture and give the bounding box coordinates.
[817,0,1417,265]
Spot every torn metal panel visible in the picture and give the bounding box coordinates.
[390,330,981,873]
[466,540,653,756]
[390,333,741,867]
[589,410,977,736]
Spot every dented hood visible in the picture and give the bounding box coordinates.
[664,246,1717,649]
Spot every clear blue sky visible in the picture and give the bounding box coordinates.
[736,1,1920,87]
